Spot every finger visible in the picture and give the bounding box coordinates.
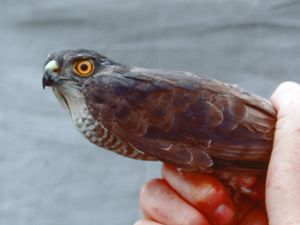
[162,164,236,225]
[267,81,300,224]
[270,81,300,116]
[133,219,163,225]
[239,205,268,225]
[140,178,211,225]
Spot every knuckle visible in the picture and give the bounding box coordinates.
[139,179,164,202]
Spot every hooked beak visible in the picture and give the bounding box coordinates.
[42,71,57,89]
[42,60,60,89]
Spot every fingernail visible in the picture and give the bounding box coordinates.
[213,204,235,225]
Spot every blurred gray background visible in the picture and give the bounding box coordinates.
[1,0,300,224]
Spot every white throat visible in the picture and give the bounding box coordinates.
[53,86,88,122]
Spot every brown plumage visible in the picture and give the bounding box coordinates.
[84,69,275,173]
[42,49,276,176]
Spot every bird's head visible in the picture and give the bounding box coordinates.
[42,49,120,116]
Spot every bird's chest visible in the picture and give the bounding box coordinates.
[71,107,154,160]
[72,108,121,150]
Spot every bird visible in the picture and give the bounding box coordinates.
[42,49,276,194]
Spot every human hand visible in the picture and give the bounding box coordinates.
[135,164,267,225]
[134,82,300,225]
[266,82,300,225]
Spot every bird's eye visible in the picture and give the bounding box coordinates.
[73,59,95,77]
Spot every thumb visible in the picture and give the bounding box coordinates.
[267,81,300,225]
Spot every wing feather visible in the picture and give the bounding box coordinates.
[83,69,276,171]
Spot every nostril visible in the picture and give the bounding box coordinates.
[52,68,60,73]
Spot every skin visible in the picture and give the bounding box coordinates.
[134,82,300,225]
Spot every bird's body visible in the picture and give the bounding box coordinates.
[43,49,276,194]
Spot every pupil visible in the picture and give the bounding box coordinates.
[80,64,88,71]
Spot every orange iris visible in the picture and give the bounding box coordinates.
[73,59,94,77]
